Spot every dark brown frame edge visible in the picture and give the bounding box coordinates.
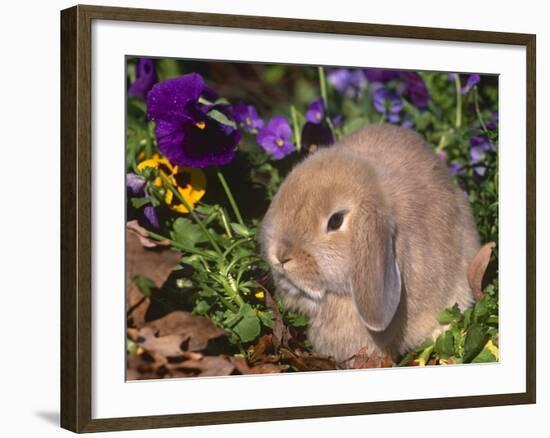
[60,4,536,433]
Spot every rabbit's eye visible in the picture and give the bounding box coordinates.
[327,211,345,232]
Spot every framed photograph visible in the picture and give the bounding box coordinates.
[60,4,536,433]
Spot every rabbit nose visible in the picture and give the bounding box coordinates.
[277,255,293,266]
[275,241,293,268]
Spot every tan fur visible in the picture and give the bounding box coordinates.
[260,125,480,364]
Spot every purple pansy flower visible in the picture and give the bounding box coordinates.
[327,68,367,98]
[306,98,325,124]
[373,88,404,123]
[448,72,458,82]
[126,173,146,195]
[469,135,494,176]
[201,85,219,103]
[147,73,241,168]
[401,116,415,130]
[487,111,499,130]
[400,72,429,109]
[363,69,429,109]
[363,69,400,82]
[462,74,481,95]
[233,101,264,133]
[143,205,160,229]
[126,172,160,229]
[448,163,464,177]
[332,114,345,127]
[257,116,295,159]
[438,151,464,177]
[301,122,334,153]
[128,58,157,100]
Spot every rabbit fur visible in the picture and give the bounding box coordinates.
[260,124,480,364]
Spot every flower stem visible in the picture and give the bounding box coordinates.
[147,230,217,260]
[218,206,233,238]
[159,172,223,255]
[290,105,302,151]
[473,86,489,134]
[219,275,245,308]
[215,168,245,226]
[454,75,462,128]
[318,66,329,110]
[222,237,252,259]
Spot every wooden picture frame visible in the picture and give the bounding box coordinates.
[60,4,536,433]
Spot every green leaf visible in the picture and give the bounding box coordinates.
[232,304,261,342]
[230,222,251,237]
[342,117,368,135]
[463,324,489,363]
[207,109,237,129]
[194,204,217,215]
[286,310,308,327]
[193,299,211,315]
[258,310,274,328]
[198,286,217,297]
[263,65,285,84]
[156,58,181,81]
[127,337,138,354]
[415,343,435,366]
[130,197,150,209]
[434,331,455,359]
[463,308,473,328]
[473,300,490,324]
[132,275,156,298]
[471,346,498,363]
[127,96,147,119]
[437,304,461,324]
[397,351,414,367]
[171,217,208,248]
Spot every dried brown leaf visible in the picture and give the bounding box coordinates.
[126,229,181,326]
[132,326,189,357]
[468,242,496,301]
[127,220,170,248]
[279,347,339,371]
[250,334,280,364]
[351,348,394,369]
[144,311,226,351]
[230,357,284,374]
[263,288,287,350]
[175,356,235,377]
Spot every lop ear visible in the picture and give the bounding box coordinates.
[351,208,402,332]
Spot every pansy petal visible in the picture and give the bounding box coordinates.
[388,112,401,124]
[143,205,160,229]
[306,98,325,124]
[448,163,463,176]
[363,69,400,82]
[233,101,264,132]
[461,73,481,95]
[274,118,293,141]
[474,165,487,177]
[128,58,157,100]
[147,73,205,121]
[301,122,334,151]
[126,173,146,195]
[470,145,485,163]
[154,119,187,165]
[270,141,295,160]
[400,71,429,109]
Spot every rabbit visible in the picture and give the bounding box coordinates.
[259,124,480,365]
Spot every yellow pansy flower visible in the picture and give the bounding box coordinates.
[137,154,206,213]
